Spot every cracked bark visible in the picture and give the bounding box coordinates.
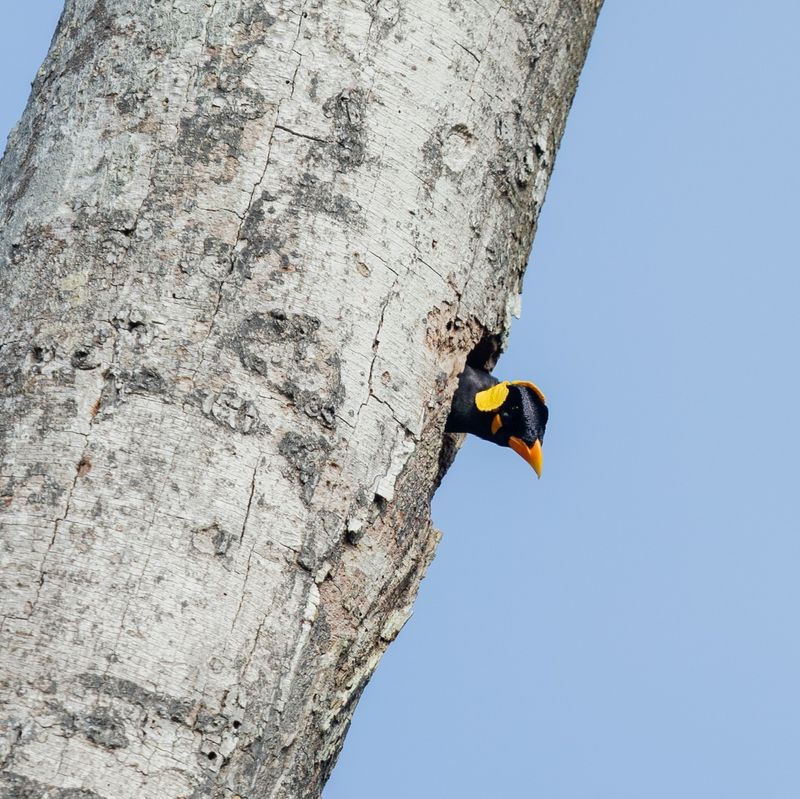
[0,0,601,797]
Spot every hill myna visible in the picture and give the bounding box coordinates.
[445,365,549,477]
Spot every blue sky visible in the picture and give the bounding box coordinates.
[3,3,800,798]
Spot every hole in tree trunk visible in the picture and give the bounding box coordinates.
[466,330,502,372]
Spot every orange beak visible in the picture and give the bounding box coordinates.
[509,437,543,478]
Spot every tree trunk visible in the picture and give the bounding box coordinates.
[0,0,601,796]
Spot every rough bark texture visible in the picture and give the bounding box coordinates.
[0,1,601,796]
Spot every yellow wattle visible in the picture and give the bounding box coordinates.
[474,382,510,412]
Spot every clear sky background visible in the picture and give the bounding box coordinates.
[3,3,799,798]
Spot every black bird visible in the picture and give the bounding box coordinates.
[445,365,549,477]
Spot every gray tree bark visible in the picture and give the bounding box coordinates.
[0,1,601,796]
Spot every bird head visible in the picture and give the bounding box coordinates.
[475,380,549,477]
